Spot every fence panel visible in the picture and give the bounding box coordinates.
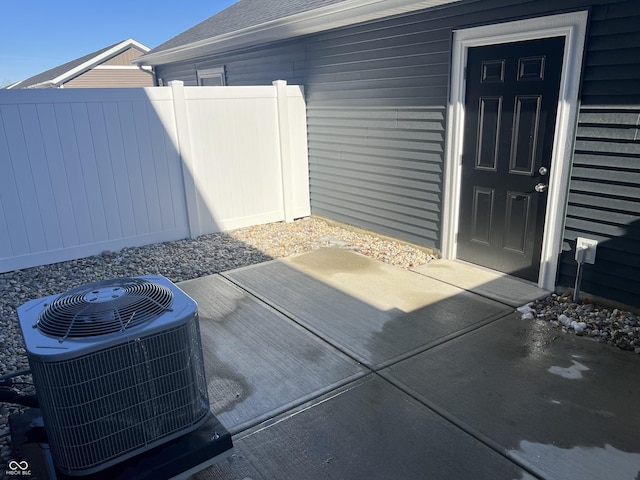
[184,86,284,233]
[0,83,309,273]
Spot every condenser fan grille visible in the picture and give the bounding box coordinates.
[36,278,173,339]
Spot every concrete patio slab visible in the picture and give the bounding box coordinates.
[179,275,366,434]
[224,248,512,368]
[175,248,637,479]
[411,259,550,307]
[195,375,536,480]
[382,313,640,480]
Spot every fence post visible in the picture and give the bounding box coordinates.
[273,80,295,222]
[169,80,200,238]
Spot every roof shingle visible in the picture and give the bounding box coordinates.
[149,0,350,54]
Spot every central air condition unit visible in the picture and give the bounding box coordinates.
[17,275,210,476]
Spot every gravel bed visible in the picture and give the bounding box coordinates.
[0,216,433,472]
[521,292,640,354]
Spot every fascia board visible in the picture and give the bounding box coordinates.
[50,38,151,85]
[136,0,461,66]
[27,81,56,89]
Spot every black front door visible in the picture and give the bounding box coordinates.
[457,37,565,282]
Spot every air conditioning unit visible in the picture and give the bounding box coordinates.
[17,275,210,476]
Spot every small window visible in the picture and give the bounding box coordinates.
[197,67,226,86]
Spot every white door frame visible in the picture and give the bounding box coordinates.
[442,11,589,290]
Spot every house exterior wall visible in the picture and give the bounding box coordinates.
[155,0,640,306]
[557,1,640,306]
[62,47,153,88]
[64,68,153,88]
[103,47,147,66]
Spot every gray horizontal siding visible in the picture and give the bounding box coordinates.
[308,105,445,245]
[304,6,450,244]
[580,0,640,105]
[156,42,306,87]
[300,8,453,111]
[559,106,640,306]
[156,62,199,86]
[556,0,640,306]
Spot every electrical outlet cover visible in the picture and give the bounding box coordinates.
[576,237,598,264]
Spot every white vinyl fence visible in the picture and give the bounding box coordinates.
[0,81,310,273]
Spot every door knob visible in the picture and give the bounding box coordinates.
[534,183,548,193]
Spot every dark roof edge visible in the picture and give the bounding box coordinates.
[135,0,461,66]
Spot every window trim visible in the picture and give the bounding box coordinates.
[197,66,226,86]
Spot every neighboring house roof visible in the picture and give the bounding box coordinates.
[136,0,462,66]
[8,39,150,89]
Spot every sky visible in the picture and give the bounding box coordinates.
[0,0,239,87]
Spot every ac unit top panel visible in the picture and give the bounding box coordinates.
[17,275,198,362]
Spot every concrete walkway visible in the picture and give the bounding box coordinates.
[178,248,640,480]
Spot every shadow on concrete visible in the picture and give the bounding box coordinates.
[184,248,640,480]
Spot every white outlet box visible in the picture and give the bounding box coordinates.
[576,237,598,264]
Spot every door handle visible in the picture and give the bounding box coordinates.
[534,183,548,193]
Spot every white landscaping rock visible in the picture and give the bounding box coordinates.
[558,314,572,328]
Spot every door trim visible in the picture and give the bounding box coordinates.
[442,11,588,290]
